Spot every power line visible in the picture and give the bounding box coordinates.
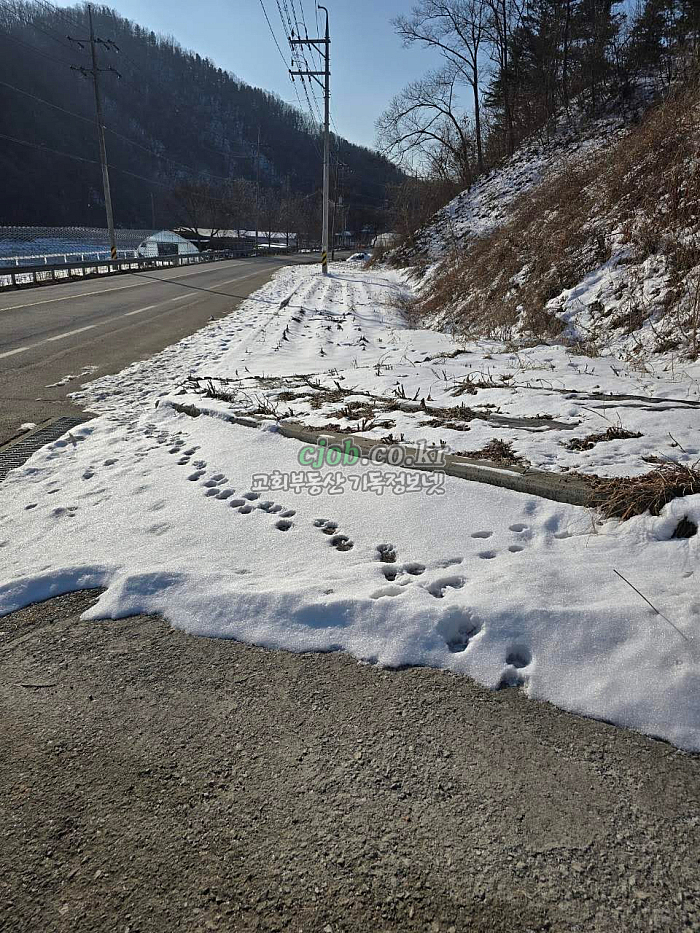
[276,0,322,129]
[0,130,234,200]
[259,0,321,151]
[257,0,289,69]
[0,131,99,165]
[0,77,253,182]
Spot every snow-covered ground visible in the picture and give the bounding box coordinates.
[2,263,699,750]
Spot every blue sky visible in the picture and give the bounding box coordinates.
[53,1,444,151]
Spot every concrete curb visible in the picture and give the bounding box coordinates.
[166,401,594,507]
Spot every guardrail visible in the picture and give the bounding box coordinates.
[0,249,139,266]
[0,247,257,291]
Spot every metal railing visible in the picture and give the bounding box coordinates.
[1,248,138,267]
[0,247,256,290]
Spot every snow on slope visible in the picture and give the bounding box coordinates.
[396,79,700,362]
[399,114,630,262]
[1,263,699,750]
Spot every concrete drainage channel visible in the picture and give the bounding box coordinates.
[0,416,92,481]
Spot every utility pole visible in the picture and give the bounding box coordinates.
[331,159,346,260]
[255,126,260,252]
[290,5,330,276]
[69,5,121,260]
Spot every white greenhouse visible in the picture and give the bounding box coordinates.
[136,230,200,258]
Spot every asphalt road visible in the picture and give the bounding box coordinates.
[1,590,698,933]
[0,254,321,446]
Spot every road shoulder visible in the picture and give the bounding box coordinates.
[1,590,698,932]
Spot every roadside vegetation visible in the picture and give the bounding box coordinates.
[414,63,700,352]
[377,2,700,356]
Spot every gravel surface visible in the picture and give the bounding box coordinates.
[1,590,699,932]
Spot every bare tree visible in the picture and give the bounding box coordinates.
[258,188,282,248]
[226,179,256,238]
[394,0,488,172]
[376,66,477,187]
[169,182,228,245]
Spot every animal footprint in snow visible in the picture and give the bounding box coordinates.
[313,517,333,530]
[146,522,171,537]
[445,618,481,654]
[403,562,425,576]
[499,646,532,688]
[275,519,294,532]
[330,533,353,552]
[478,551,497,560]
[383,561,425,582]
[376,543,397,563]
[471,531,492,539]
[318,519,338,535]
[204,475,227,488]
[509,523,528,533]
[506,647,531,668]
[188,470,206,481]
[426,575,465,599]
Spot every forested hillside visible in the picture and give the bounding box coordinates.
[381,1,700,360]
[0,1,403,233]
[379,0,700,242]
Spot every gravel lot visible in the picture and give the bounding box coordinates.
[1,590,699,932]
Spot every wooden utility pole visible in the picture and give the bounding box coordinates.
[69,5,120,259]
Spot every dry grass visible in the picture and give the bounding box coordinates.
[418,158,603,341]
[389,288,426,329]
[590,461,700,521]
[454,438,524,465]
[413,63,700,349]
[566,425,643,452]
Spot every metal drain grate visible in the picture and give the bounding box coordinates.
[0,416,92,481]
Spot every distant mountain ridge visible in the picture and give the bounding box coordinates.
[0,2,402,229]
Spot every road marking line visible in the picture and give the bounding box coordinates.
[46,324,97,341]
[0,265,276,362]
[0,346,29,360]
[0,260,263,312]
[124,304,159,317]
